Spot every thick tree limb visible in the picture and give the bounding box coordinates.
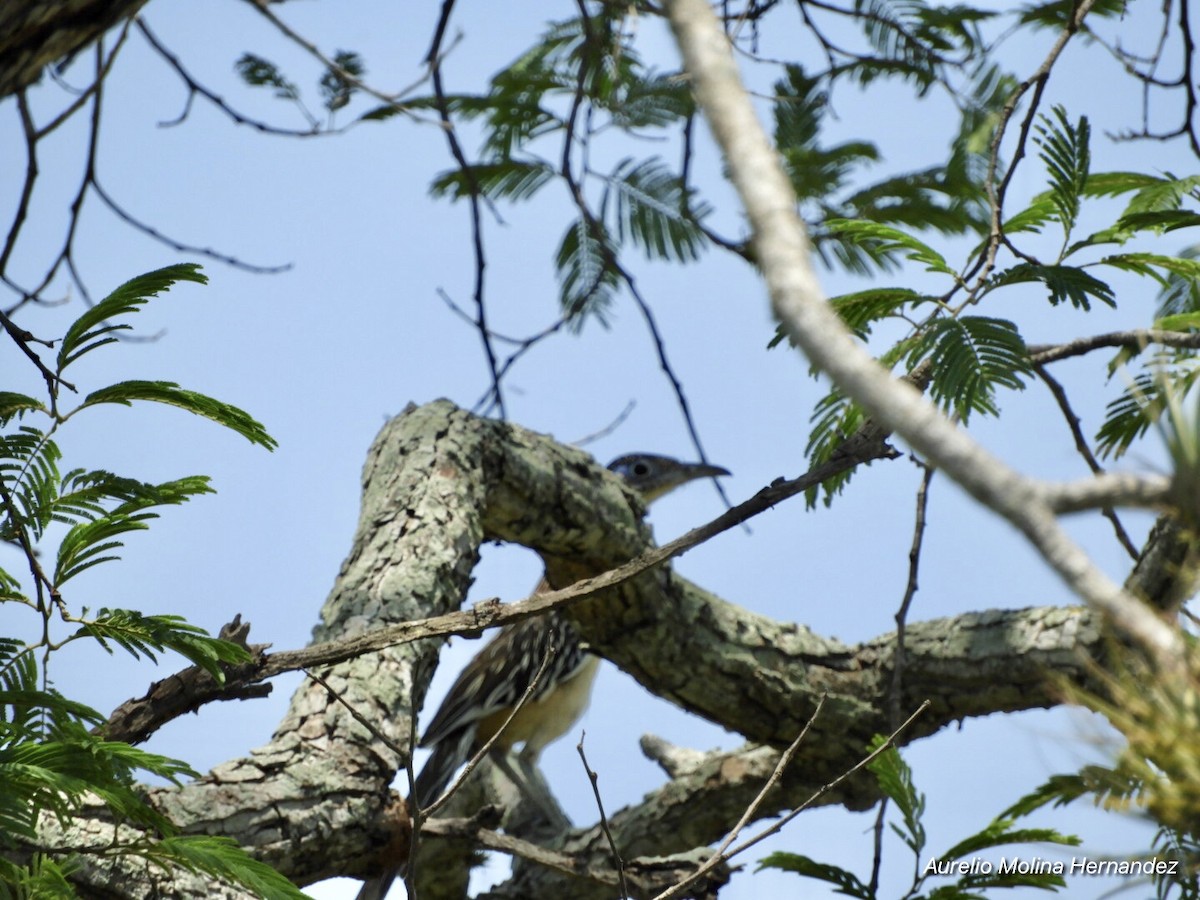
[34,399,1127,898]
[0,0,149,99]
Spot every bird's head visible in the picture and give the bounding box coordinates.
[607,453,730,503]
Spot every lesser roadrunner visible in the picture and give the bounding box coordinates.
[356,453,727,900]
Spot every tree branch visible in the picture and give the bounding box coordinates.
[664,0,1186,671]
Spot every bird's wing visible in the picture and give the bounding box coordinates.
[418,613,588,748]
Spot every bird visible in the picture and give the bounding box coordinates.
[355,453,729,900]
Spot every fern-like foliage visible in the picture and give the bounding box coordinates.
[904,316,1032,419]
[69,609,248,678]
[79,381,274,450]
[429,159,555,201]
[57,265,206,372]
[555,217,620,326]
[601,157,710,263]
[234,54,301,102]
[1033,105,1090,250]
[2,266,282,895]
[759,738,1078,897]
[986,262,1115,310]
[805,389,867,506]
[318,50,365,113]
[1096,363,1200,461]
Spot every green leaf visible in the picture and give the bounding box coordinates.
[79,381,276,450]
[1081,171,1168,199]
[828,287,925,339]
[1001,195,1059,236]
[54,476,215,584]
[1155,312,1200,332]
[774,66,880,203]
[1101,252,1200,287]
[1032,105,1090,242]
[757,852,872,898]
[868,742,926,855]
[1123,174,1200,216]
[318,50,365,113]
[0,394,46,424]
[942,818,1079,861]
[824,219,955,275]
[57,264,207,371]
[139,835,310,899]
[235,54,300,102]
[805,389,867,506]
[1095,366,1200,461]
[1,427,61,542]
[602,157,710,263]
[906,316,1031,420]
[1155,244,1200,317]
[609,70,693,130]
[845,168,987,236]
[0,731,193,839]
[429,159,555,202]
[987,263,1115,310]
[554,218,619,327]
[70,609,250,678]
[1019,0,1128,29]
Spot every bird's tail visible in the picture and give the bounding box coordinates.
[355,730,475,897]
[355,869,398,900]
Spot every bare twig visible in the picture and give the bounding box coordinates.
[658,694,826,900]
[653,699,930,900]
[577,732,630,899]
[136,19,339,137]
[1034,363,1139,560]
[425,0,506,419]
[305,668,409,758]
[872,462,933,894]
[1029,329,1200,365]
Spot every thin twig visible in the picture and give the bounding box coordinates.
[571,401,637,447]
[1029,329,1200,365]
[304,668,408,757]
[577,731,630,899]
[137,19,336,137]
[654,699,931,900]
[425,0,506,419]
[1034,363,1139,560]
[91,178,291,274]
[662,694,827,900]
[872,462,933,894]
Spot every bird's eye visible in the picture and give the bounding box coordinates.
[633,462,650,476]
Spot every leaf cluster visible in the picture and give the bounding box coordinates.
[1,266,288,895]
[801,103,1200,504]
[236,50,368,124]
[759,738,1079,898]
[417,12,707,327]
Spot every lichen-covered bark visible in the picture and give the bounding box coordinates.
[36,401,1160,897]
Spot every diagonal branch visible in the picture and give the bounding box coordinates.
[664,0,1186,671]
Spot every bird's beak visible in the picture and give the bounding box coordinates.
[684,462,731,480]
[641,460,729,502]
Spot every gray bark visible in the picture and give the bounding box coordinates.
[34,399,1181,897]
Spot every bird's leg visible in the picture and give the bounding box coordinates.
[491,749,571,830]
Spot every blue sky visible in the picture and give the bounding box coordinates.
[2,1,1192,897]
